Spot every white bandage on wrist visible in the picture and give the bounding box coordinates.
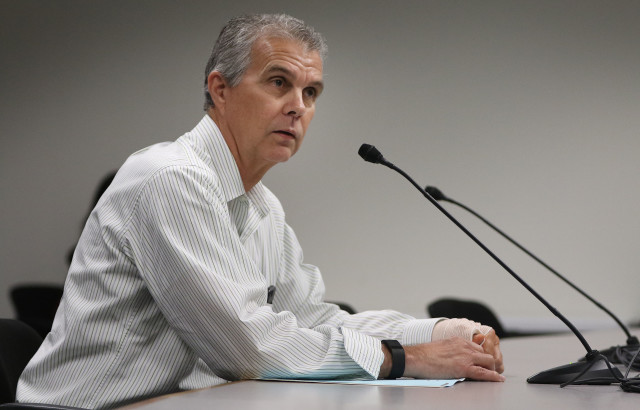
[432,318,493,343]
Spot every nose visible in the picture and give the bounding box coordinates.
[284,90,306,118]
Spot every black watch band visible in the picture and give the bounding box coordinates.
[381,339,405,379]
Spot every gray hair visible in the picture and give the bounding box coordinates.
[203,14,327,111]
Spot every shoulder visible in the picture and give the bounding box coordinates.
[119,140,223,197]
[102,140,227,226]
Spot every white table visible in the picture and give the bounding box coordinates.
[121,327,640,409]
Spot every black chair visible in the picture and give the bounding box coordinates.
[10,285,63,339]
[427,297,508,338]
[326,301,357,315]
[0,319,82,410]
[0,319,43,404]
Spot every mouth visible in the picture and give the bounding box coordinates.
[274,130,297,139]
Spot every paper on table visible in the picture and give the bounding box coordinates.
[259,378,464,388]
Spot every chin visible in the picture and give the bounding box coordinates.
[270,154,293,164]
[269,147,296,163]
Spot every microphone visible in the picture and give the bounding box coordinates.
[424,185,640,369]
[358,143,623,385]
[358,144,386,164]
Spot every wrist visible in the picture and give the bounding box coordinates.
[379,343,392,379]
[380,340,405,379]
[402,344,419,379]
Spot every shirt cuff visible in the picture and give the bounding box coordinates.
[341,327,385,379]
[400,318,445,346]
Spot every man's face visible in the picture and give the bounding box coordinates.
[218,37,324,170]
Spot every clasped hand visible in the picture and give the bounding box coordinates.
[403,329,505,381]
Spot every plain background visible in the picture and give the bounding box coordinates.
[2,0,639,333]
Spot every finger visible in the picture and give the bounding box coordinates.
[483,340,499,358]
[464,337,485,353]
[482,330,499,346]
[472,333,485,346]
[494,349,505,374]
[485,341,504,374]
[477,337,496,358]
[472,352,497,372]
[467,366,506,382]
[479,333,501,361]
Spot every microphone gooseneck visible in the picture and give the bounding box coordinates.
[358,143,624,385]
[425,185,640,354]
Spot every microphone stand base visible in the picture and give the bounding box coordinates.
[527,355,622,385]
[578,344,640,370]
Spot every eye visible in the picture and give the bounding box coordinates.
[272,78,285,87]
[303,87,317,99]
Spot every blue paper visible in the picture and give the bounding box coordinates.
[260,378,464,388]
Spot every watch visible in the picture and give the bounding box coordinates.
[381,339,405,379]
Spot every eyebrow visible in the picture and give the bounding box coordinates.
[265,65,324,93]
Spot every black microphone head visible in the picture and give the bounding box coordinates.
[358,144,385,164]
[425,186,447,201]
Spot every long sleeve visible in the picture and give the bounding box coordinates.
[127,164,382,381]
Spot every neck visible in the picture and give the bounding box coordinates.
[207,110,272,192]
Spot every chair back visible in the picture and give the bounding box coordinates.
[427,298,507,338]
[0,319,43,404]
[10,286,63,338]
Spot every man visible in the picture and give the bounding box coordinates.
[17,14,504,409]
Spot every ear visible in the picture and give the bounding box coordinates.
[207,71,229,112]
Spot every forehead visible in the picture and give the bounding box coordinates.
[247,37,323,81]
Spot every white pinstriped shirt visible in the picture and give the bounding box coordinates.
[17,116,440,409]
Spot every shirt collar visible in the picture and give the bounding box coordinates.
[186,115,270,217]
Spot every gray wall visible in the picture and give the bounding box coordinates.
[2,0,639,331]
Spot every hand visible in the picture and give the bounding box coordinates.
[401,338,505,382]
[472,329,504,374]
